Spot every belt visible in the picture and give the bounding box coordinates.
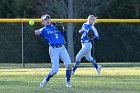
[51,44,63,48]
[82,40,91,43]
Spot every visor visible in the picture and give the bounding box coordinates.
[41,15,51,20]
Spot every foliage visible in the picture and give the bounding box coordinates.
[0,0,140,62]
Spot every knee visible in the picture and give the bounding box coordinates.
[51,71,58,76]
[74,61,80,67]
[86,56,93,62]
[50,69,59,75]
[76,56,81,62]
[91,59,96,64]
[66,64,72,70]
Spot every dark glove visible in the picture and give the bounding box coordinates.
[53,22,64,32]
[87,29,94,40]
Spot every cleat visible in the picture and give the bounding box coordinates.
[96,65,102,76]
[71,71,75,75]
[40,79,48,87]
[66,82,72,88]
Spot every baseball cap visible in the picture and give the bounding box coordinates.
[41,14,51,20]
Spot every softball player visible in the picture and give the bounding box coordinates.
[35,14,72,88]
[72,15,102,76]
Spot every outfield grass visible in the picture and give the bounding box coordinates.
[0,63,140,93]
[0,62,140,68]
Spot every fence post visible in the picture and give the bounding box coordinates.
[21,22,25,68]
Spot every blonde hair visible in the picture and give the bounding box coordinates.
[87,15,97,25]
[87,15,94,21]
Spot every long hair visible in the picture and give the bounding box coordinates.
[87,15,97,25]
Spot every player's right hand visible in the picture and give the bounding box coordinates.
[35,30,41,35]
[79,29,84,34]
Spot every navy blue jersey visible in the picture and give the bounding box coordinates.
[80,23,99,42]
[39,25,65,46]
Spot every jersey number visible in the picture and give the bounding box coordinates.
[55,34,58,39]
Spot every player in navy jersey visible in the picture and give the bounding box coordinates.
[72,15,102,76]
[35,14,72,88]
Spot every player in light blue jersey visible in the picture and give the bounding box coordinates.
[72,15,102,76]
[35,14,72,88]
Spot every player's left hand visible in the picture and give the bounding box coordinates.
[53,22,64,32]
[87,30,94,40]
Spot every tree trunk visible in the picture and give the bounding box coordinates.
[67,0,74,63]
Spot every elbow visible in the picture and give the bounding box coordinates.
[96,36,99,40]
[94,36,99,40]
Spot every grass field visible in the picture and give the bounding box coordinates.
[0,63,140,93]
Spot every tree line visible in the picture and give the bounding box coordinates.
[0,0,140,62]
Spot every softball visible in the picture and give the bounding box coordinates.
[29,20,34,26]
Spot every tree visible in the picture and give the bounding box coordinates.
[67,0,74,62]
[0,0,140,62]
[0,0,46,18]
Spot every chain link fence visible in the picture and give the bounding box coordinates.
[0,22,51,66]
[0,20,140,67]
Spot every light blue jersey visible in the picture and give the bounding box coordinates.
[80,23,99,43]
[72,15,102,77]
[40,25,65,46]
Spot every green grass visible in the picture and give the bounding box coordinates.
[0,62,140,68]
[0,63,140,93]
